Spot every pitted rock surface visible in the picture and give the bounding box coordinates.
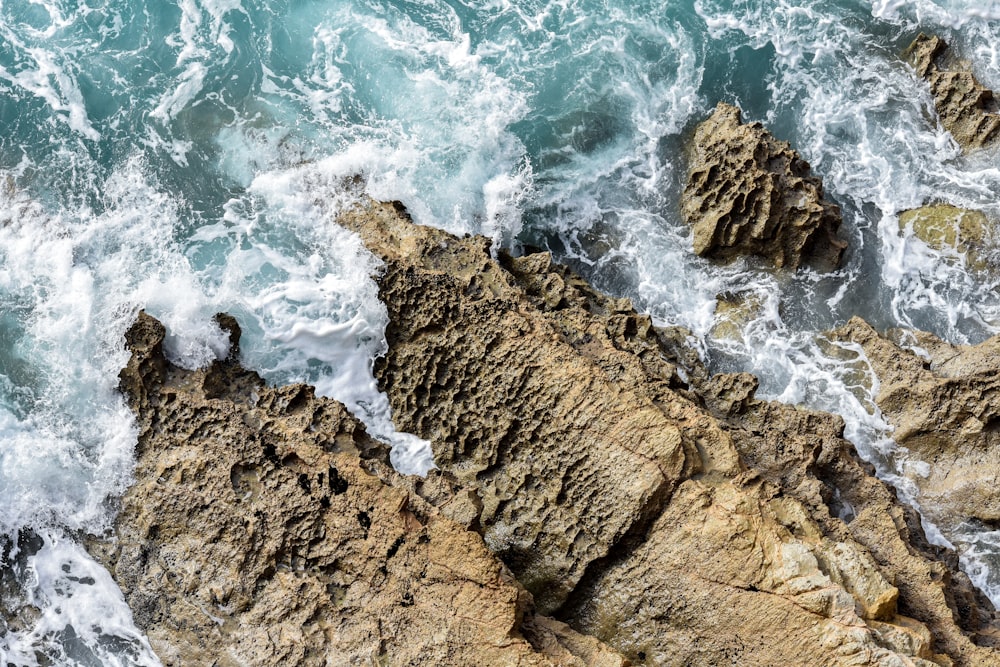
[680,102,846,270]
[905,33,1000,152]
[96,311,627,667]
[336,197,998,666]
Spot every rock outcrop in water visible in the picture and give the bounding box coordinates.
[834,317,1000,529]
[899,204,996,272]
[905,33,1000,152]
[97,311,627,666]
[101,198,1000,666]
[339,197,998,665]
[680,102,846,270]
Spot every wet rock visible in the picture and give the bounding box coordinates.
[905,33,1000,152]
[98,311,628,667]
[337,198,996,665]
[833,317,1000,527]
[899,204,995,272]
[681,102,846,270]
[709,290,765,343]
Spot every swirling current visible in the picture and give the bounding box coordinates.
[0,0,999,663]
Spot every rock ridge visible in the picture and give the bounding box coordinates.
[905,33,1000,152]
[96,310,628,666]
[97,196,1000,666]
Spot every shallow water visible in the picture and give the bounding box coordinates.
[0,0,999,662]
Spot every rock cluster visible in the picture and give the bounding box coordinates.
[98,199,1000,666]
[340,198,998,665]
[905,33,1000,152]
[680,102,846,270]
[834,317,1000,528]
[97,311,627,666]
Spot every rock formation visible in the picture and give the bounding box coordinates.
[680,102,846,270]
[96,311,628,666]
[905,33,1000,152]
[338,197,999,665]
[97,196,1000,666]
[899,204,995,272]
[833,317,1000,528]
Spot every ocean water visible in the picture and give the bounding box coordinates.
[0,0,998,663]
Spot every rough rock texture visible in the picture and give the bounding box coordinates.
[337,197,1000,666]
[833,317,1000,528]
[905,33,1000,152]
[899,205,995,272]
[680,102,846,270]
[98,311,627,666]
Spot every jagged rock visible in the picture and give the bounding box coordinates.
[833,317,1000,528]
[704,376,1000,663]
[680,102,846,270]
[96,311,628,666]
[905,33,1000,152]
[337,197,997,665]
[899,205,995,271]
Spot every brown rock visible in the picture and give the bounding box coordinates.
[680,102,846,270]
[97,311,628,667]
[337,198,997,665]
[705,377,1000,664]
[833,317,1000,527]
[339,200,705,614]
[905,34,1000,152]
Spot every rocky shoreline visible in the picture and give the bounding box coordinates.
[92,196,1000,666]
[88,33,1000,666]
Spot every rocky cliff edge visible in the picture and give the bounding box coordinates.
[96,198,1000,666]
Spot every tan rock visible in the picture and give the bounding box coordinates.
[904,34,1000,152]
[710,291,765,343]
[681,102,846,270]
[899,205,995,271]
[708,374,1000,664]
[338,198,998,665]
[833,317,1000,526]
[339,200,707,614]
[564,478,908,666]
[96,311,628,667]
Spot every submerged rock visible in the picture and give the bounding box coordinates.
[834,317,1000,528]
[338,197,997,665]
[709,290,765,343]
[905,33,1000,152]
[899,204,995,272]
[680,102,846,270]
[96,311,627,666]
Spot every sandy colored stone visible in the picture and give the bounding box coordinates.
[564,478,909,666]
[833,317,1000,526]
[96,311,627,667]
[905,34,1000,152]
[336,197,998,665]
[710,291,765,343]
[705,371,1000,664]
[681,102,846,270]
[899,205,995,271]
[338,200,711,614]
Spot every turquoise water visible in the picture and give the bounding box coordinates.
[0,0,999,663]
